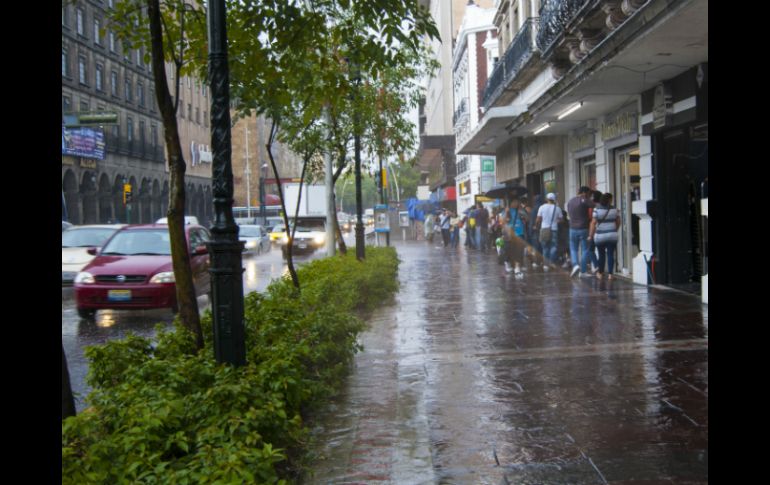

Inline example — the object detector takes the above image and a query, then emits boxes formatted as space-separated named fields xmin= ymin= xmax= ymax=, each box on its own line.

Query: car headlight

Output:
xmin=314 ymin=235 xmax=325 ymax=244
xmin=282 ymin=235 xmax=290 ymax=244
xmin=74 ymin=272 xmax=95 ymax=284
xmin=150 ymin=272 xmax=176 ymax=284
xmin=245 ymin=240 xmax=257 ymax=248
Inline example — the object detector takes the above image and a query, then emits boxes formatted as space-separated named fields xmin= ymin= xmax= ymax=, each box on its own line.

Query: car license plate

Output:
xmin=298 ymin=243 xmax=307 ymax=249
xmin=108 ymin=289 xmax=132 ymax=302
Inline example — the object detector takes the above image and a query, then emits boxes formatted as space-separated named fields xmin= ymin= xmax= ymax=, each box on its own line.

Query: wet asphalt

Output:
xmin=303 ymin=240 xmax=708 ymax=484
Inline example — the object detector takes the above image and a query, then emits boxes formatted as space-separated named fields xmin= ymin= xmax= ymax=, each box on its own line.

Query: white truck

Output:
xmin=279 ymin=183 xmax=328 ymax=259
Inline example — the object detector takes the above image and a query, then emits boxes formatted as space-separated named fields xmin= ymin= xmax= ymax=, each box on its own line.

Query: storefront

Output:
xmin=521 ymin=136 xmax=566 ymax=204
xmin=639 ymin=64 xmax=708 ymax=295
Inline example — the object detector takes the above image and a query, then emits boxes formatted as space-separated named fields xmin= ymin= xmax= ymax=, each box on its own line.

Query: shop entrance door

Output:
xmin=613 ymin=146 xmax=640 ymax=276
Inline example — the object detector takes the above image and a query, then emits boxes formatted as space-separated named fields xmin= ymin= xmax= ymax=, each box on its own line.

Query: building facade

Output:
xmin=452 ymin=3 xmax=498 ymax=215
xmin=456 ymin=0 xmax=707 ymax=299
xmin=62 ymin=1 xmax=212 ymax=226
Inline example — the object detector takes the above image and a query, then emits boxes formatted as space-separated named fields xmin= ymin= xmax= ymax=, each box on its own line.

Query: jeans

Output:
xmin=450 ymin=227 xmax=460 ymax=248
xmin=541 ymin=231 xmax=558 ymax=265
xmin=588 ymin=239 xmax=599 ymax=268
xmin=596 ymin=241 xmax=617 ymax=275
xmin=441 ymin=229 xmax=450 ymax=247
xmin=569 ymin=228 xmax=591 ymax=273
xmin=466 ymin=227 xmax=476 ymax=248
xmin=476 ymin=227 xmax=487 ymax=251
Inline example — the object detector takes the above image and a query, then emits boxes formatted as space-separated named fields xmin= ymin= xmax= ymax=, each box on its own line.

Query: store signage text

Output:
xmin=601 ymin=112 xmax=637 ymax=141
xmin=653 ymin=83 xmax=673 ymax=130
xmin=481 ymin=158 xmax=495 ymax=173
xmin=79 ymin=158 xmax=97 ymax=169
xmin=569 ymin=131 xmax=595 ymax=152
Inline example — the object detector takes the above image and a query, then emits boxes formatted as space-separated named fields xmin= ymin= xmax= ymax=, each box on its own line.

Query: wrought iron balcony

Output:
xmin=481 ymin=18 xmax=539 ymax=109
xmin=453 ymin=98 xmax=469 ymax=127
xmin=536 ymin=0 xmax=591 ymax=56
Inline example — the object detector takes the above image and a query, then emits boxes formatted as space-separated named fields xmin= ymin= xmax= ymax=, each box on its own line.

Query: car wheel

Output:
xmin=77 ymin=308 xmax=96 ymax=319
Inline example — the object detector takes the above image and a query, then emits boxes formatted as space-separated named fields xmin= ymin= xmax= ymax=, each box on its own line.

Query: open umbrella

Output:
xmin=483 ymin=184 xmax=528 ymax=200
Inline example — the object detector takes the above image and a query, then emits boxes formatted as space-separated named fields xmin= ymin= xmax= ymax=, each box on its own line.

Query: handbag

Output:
xmin=538 ymin=205 xmax=557 ymax=244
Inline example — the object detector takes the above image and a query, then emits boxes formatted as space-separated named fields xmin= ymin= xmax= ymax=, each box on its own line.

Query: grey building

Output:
xmin=62 ymin=0 xmax=212 ymax=225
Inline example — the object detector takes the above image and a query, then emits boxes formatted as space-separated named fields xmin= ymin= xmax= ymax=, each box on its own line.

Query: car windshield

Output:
xmin=295 ymin=219 xmax=325 ymax=231
xmin=100 ymin=230 xmax=172 ymax=256
xmin=62 ymin=228 xmax=118 ymax=248
xmin=272 ymin=225 xmax=287 ymax=233
xmin=239 ymin=226 xmax=263 ymax=237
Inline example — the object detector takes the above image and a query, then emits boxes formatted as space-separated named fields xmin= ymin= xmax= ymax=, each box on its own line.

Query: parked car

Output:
xmin=155 ymin=216 xmax=200 ymax=225
xmin=74 ymin=224 xmax=211 ymax=319
xmin=62 ymin=224 xmax=125 ymax=285
xmin=62 ymin=221 xmax=74 ymax=232
xmin=279 ymin=217 xmax=326 ymax=259
xmin=238 ymin=224 xmax=271 ymax=255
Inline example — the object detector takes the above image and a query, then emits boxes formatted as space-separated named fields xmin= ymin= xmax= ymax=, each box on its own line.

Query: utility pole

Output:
xmin=352 ymin=60 xmax=365 ymax=260
xmin=206 ymin=0 xmax=246 ymax=366
xmin=244 ymin=124 xmax=252 ymax=220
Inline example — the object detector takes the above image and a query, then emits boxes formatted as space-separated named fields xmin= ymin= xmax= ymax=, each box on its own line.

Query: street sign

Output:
xmin=398 ymin=211 xmax=410 ymax=228
xmin=63 ymin=111 xmax=119 ymax=127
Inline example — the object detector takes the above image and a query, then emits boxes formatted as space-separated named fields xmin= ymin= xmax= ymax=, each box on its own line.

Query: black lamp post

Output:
xmin=206 ymin=0 xmax=246 ymax=366
xmin=351 ymin=59 xmax=365 ymax=260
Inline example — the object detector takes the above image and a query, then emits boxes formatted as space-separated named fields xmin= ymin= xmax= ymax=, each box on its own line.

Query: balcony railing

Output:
xmin=453 ymin=98 xmax=468 ymax=127
xmin=105 ymin=134 xmax=165 ymax=162
xmin=481 ymin=18 xmax=539 ymax=108
xmin=536 ymin=0 xmax=591 ymax=55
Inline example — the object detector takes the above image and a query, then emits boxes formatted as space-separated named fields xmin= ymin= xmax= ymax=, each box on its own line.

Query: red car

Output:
xmin=74 ymin=224 xmax=212 ymax=319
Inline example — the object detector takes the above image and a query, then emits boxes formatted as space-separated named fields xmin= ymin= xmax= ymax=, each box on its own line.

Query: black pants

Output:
xmin=441 ymin=229 xmax=450 ymax=247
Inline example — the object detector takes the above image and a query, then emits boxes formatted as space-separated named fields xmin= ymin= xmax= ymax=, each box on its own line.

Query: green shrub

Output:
xmin=62 ymin=247 xmax=399 ymax=484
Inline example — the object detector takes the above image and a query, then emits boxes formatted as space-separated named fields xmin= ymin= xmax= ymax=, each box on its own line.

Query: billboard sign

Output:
xmin=62 ymin=126 xmax=105 ymax=160
xmin=374 ymin=204 xmax=390 ymax=233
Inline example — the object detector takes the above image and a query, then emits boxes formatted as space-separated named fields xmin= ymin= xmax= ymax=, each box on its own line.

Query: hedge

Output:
xmin=62 ymin=246 xmax=399 ymax=484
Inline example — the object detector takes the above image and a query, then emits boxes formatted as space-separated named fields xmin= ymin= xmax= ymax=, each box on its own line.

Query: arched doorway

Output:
xmin=80 ymin=171 xmax=98 ymax=224
xmin=152 ymin=180 xmax=161 ymax=221
xmin=161 ymin=181 xmax=169 ymax=218
xmin=98 ymin=174 xmax=113 ymax=223
xmin=113 ymin=175 xmax=126 ymax=223
xmin=140 ymin=178 xmax=152 ymax=223
xmin=63 ymin=170 xmax=80 ymax=224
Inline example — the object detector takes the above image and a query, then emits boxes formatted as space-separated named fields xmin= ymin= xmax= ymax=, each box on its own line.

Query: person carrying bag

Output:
xmin=535 ymin=193 xmax=563 ymax=269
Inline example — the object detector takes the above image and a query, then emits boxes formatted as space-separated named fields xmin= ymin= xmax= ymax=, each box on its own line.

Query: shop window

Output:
xmin=579 ymin=158 xmax=597 ymax=190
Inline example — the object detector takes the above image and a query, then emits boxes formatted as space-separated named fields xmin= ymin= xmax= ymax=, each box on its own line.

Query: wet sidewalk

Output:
xmin=303 ymin=241 xmax=708 ymax=484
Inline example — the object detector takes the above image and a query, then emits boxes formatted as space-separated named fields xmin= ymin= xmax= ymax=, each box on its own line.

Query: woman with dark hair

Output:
xmin=589 ymin=192 xmax=621 ymax=280
xmin=587 ymin=190 xmax=603 ymax=274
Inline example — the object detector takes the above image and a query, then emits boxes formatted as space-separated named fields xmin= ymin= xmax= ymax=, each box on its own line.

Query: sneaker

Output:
xmin=543 ymin=265 xmax=550 ymax=272
xmin=515 ymin=269 xmax=524 ymax=279
xmin=591 ymin=264 xmax=599 ymax=275
xmin=570 ymin=265 xmax=580 ymax=277
xmin=505 ymin=262 xmax=514 ymax=273
xmin=579 ymin=272 xmax=593 ymax=278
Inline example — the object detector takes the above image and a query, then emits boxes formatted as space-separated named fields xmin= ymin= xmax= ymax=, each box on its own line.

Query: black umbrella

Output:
xmin=483 ymin=184 xmax=528 ymax=200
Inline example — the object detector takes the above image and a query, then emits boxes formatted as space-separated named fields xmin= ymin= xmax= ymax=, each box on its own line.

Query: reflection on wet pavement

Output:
xmin=304 ymin=241 xmax=707 ymax=484
xmin=62 ymin=241 xmax=341 ymax=412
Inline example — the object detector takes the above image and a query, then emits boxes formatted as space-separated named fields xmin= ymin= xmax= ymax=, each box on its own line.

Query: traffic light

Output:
xmin=123 ymin=183 xmax=132 ymax=205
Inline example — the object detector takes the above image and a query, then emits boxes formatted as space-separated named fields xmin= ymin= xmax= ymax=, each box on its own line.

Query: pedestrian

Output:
xmin=534 ymin=193 xmax=563 ymax=271
xmin=440 ymin=209 xmax=451 ymax=247
xmin=424 ymin=212 xmax=435 ymax=243
xmin=475 ymin=202 xmax=489 ymax=252
xmin=489 ymin=207 xmax=503 ymax=252
xmin=503 ymin=197 xmax=528 ymax=278
xmin=589 ymin=192 xmax=621 ymax=280
xmin=466 ymin=206 xmax=477 ymax=249
xmin=529 ymin=194 xmax=546 ymax=269
xmin=566 ymin=186 xmax=596 ymax=278
xmin=586 ymin=190 xmax=603 ymax=274
xmin=450 ymin=211 xmax=461 ymax=248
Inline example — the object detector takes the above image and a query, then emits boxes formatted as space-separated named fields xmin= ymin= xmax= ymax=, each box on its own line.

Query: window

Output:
xmin=136 ymin=49 xmax=143 ymax=67
xmin=111 ymin=71 xmax=118 ymax=96
xmin=80 ymin=101 xmax=89 ymax=112
xmin=139 ymin=121 xmax=145 ymax=145
xmin=62 ymin=48 xmax=69 ymax=77
xmin=109 ymin=32 xmax=116 ymax=52
xmin=78 ymin=56 xmax=87 ymax=84
xmin=76 ymin=8 xmax=85 ymax=36
xmin=188 ymin=103 xmax=192 ymax=120
xmin=94 ymin=19 xmax=102 ymax=45
xmin=151 ymin=125 xmax=158 ymax=147
xmin=195 ymin=107 xmax=200 ymax=124
xmin=95 ymin=64 xmax=104 ymax=91
xmin=62 ymin=96 xmax=72 ymax=113
xmin=138 ymin=83 xmax=144 ymax=107
xmin=125 ymin=78 xmax=132 ymax=102
xmin=543 ymin=169 xmax=557 ymax=196
xmin=579 ymin=158 xmax=597 ymax=190
xmin=127 ymin=117 xmax=134 ymax=142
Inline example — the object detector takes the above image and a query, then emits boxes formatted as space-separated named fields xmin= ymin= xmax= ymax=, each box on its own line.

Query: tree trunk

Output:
xmin=147 ymin=0 xmax=203 ymax=349
xmin=62 ymin=344 xmax=76 ymax=419
xmin=333 ymin=193 xmax=347 ymax=254
xmin=266 ymin=121 xmax=300 ymax=290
